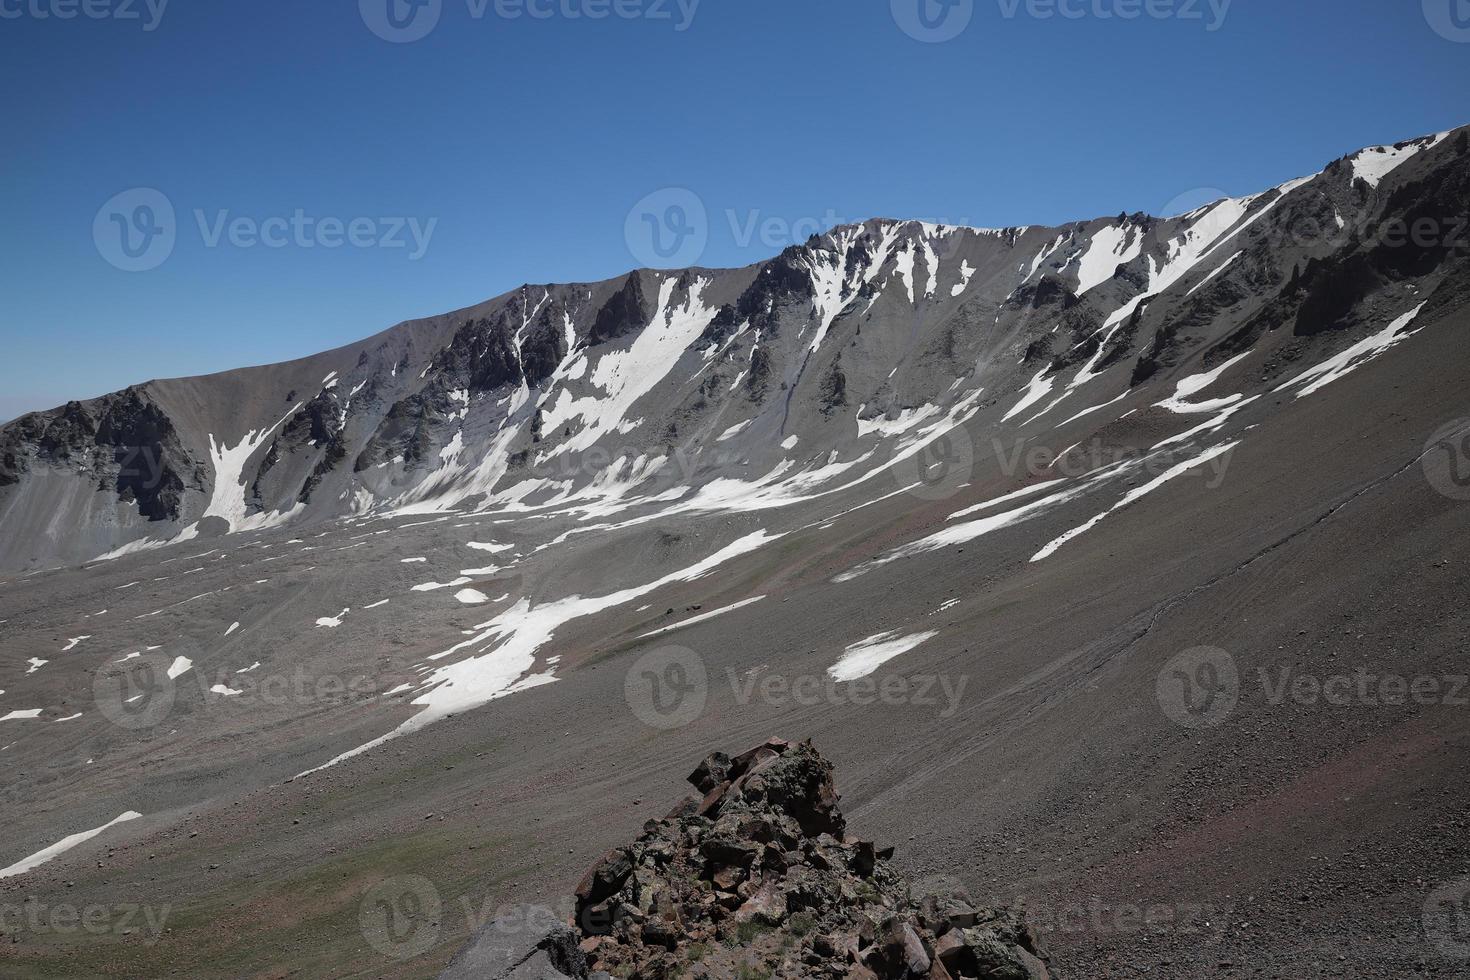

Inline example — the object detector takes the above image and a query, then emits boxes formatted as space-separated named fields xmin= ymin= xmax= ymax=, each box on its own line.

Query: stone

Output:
xmin=733 ymin=881 xmax=786 ymax=926
xmin=687 ymin=751 xmax=732 ymax=793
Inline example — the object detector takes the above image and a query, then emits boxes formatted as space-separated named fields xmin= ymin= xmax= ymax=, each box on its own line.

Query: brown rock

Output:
xmin=711 ymin=864 xmax=745 ymax=892
xmin=730 ymin=737 xmax=790 ymax=773
xmin=1016 ymin=946 xmax=1051 ymax=980
xmin=688 ymin=751 xmax=732 ymax=793
xmin=933 ymin=930 xmax=968 ymax=972
xmin=575 ymin=847 xmax=633 ymax=905
xmin=866 ymin=918 xmax=930 ymax=977
xmin=734 ymin=881 xmax=786 ymax=926
xmin=696 ymin=780 xmax=731 ymax=818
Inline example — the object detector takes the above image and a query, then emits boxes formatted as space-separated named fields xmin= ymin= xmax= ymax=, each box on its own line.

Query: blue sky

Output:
xmin=1 ymin=0 xmax=1466 ymax=421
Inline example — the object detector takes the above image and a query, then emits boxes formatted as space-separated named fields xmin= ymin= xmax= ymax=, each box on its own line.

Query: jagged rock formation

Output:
xmin=446 ymin=740 xmax=1050 ymax=980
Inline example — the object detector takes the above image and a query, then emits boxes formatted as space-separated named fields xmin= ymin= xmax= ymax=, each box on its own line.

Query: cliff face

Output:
xmin=441 ymin=739 xmax=1052 ymax=980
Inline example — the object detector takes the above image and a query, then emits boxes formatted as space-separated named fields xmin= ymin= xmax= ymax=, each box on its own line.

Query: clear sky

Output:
xmin=1 ymin=0 xmax=1465 ymax=421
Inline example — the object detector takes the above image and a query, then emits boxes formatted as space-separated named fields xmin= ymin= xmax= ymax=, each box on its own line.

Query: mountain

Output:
xmin=4 ymin=126 xmax=1466 ymax=574
xmin=2 ymin=126 xmax=1469 ymax=979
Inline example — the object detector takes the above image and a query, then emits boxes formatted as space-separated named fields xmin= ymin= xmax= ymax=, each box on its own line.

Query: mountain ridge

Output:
xmin=1 ymin=123 xmax=1465 ymax=573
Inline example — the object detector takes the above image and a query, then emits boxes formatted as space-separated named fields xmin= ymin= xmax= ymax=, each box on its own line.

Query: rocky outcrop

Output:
xmin=444 ymin=739 xmax=1051 ymax=980
xmin=589 ymin=272 xmax=652 ymax=346
xmin=0 ymin=388 xmax=199 ymax=520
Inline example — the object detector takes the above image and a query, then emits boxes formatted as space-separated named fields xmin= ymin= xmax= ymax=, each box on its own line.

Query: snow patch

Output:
xmin=0 ymin=812 xmax=143 ymax=879
xmin=636 ymin=596 xmax=767 ymax=639
xmin=828 ymin=630 xmax=939 ymax=682
xmin=1274 ymin=304 xmax=1427 ymax=398
xmin=315 ymin=608 xmax=349 ymax=628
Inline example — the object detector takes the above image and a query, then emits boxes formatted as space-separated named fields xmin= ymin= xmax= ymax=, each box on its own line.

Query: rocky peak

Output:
xmin=589 ymin=272 xmax=652 ymax=346
xmin=442 ymin=739 xmax=1051 ymax=980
